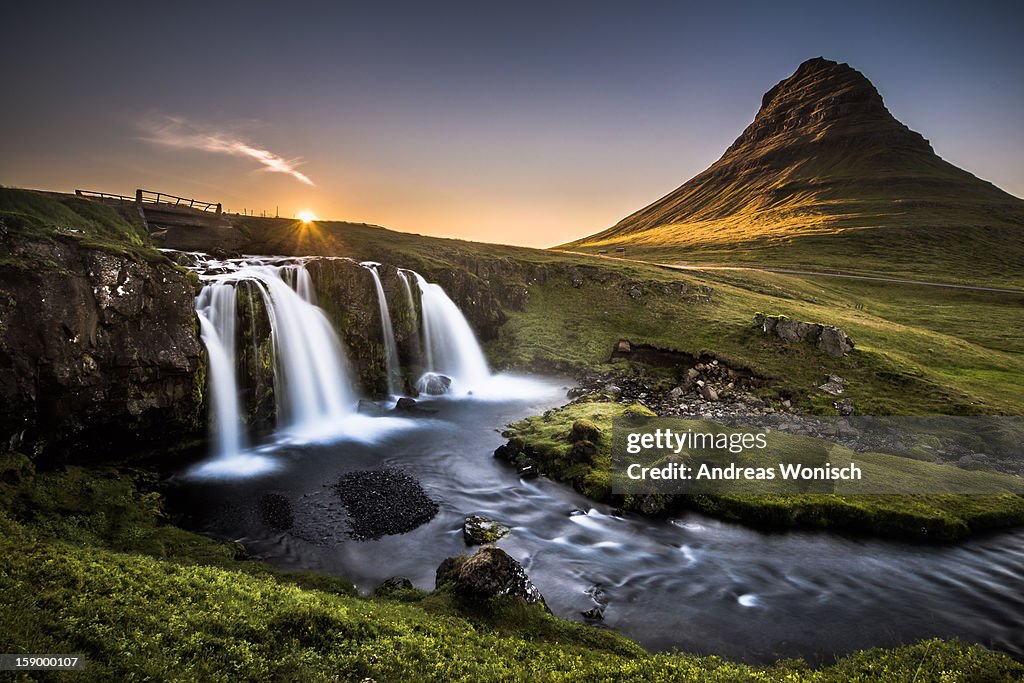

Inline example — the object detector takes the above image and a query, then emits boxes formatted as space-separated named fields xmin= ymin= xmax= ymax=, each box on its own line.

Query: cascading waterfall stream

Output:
xmin=412 ymin=272 xmax=491 ymax=393
xmin=397 ymin=270 xmax=417 ymax=324
xmin=182 ymin=250 xmax=550 ymax=477
xmin=236 ymin=264 xmax=356 ymax=435
xmin=361 ymin=262 xmax=402 ymax=396
xmin=195 ymin=283 xmax=244 ymax=458
xmin=192 ymin=259 xmax=360 ymax=475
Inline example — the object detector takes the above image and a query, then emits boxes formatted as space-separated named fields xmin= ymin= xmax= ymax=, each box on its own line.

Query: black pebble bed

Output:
xmin=334 ymin=468 xmax=439 ymax=540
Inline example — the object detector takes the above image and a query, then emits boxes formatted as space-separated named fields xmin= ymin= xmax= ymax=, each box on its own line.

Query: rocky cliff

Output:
xmin=0 ymin=234 xmax=204 ymax=460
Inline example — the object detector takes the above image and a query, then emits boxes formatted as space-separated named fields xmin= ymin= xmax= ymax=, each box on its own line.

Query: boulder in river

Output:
xmin=463 ymin=515 xmax=510 ymax=545
xmin=435 ymin=546 xmax=546 ymax=607
xmin=394 ymin=397 xmax=417 ymax=411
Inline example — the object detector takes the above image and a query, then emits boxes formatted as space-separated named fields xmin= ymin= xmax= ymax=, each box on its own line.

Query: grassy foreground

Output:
xmin=1 ymin=458 xmax=1021 ymax=682
xmin=500 ymin=401 xmax=1024 ymax=541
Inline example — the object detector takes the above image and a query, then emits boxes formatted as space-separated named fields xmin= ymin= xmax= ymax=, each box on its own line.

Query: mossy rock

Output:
xmin=623 ymin=403 xmax=657 ymax=418
xmin=570 ymin=418 xmax=601 ymax=442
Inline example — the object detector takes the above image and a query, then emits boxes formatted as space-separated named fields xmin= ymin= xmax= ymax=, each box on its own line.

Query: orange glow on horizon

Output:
xmin=298 ymin=210 xmax=317 ymax=223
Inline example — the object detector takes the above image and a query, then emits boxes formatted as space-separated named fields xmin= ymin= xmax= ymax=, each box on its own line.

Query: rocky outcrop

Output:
xmin=462 ymin=515 xmax=510 ymax=545
xmin=755 ymin=314 xmax=854 ymax=357
xmin=435 ymin=546 xmax=546 ymax=607
xmin=0 ymin=235 xmax=203 ymax=460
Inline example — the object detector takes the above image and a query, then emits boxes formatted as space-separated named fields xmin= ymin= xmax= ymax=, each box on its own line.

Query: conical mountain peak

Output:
xmin=561 ymin=58 xmax=1024 ymax=280
xmin=725 ymin=57 xmax=932 ymax=157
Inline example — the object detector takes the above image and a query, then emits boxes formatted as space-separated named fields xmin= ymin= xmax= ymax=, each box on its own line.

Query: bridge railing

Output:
xmin=75 ymin=189 xmax=135 ymax=202
xmin=136 ymin=189 xmax=221 ymax=214
xmin=76 ymin=188 xmax=223 ymax=217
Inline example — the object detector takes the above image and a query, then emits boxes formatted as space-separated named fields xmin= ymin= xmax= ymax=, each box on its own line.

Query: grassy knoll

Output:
xmin=0 ymin=187 xmax=157 ymax=260
xmin=499 ymin=401 xmax=1024 ymax=541
xmin=1 ymin=456 xmax=1020 ymax=681
xmin=487 ymin=264 xmax=1024 ymax=416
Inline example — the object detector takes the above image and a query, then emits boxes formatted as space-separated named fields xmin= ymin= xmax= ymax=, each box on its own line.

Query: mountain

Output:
xmin=561 ymin=57 xmax=1024 ymax=287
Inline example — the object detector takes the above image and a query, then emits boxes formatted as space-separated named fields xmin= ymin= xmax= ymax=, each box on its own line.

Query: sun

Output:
xmin=298 ymin=210 xmax=317 ymax=223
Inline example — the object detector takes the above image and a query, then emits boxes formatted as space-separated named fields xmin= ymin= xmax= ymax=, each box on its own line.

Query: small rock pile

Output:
xmin=333 ymin=468 xmax=439 ymax=540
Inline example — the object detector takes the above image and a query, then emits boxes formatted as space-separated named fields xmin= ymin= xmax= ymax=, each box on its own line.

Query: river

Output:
xmin=168 ymin=376 xmax=1024 ymax=664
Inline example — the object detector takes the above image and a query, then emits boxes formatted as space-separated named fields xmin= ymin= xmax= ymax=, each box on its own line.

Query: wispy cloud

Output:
xmin=139 ymin=116 xmax=314 ymax=185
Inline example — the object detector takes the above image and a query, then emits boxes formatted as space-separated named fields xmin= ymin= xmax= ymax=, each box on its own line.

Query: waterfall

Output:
xmin=411 ymin=272 xmax=490 ymax=393
xmin=195 ymin=283 xmax=244 ymax=457
xmin=243 ymin=264 xmax=356 ymax=434
xmin=195 ymin=260 xmax=358 ymax=454
xmin=361 ymin=262 xmax=401 ymax=396
xmin=397 ymin=270 xmax=417 ymax=325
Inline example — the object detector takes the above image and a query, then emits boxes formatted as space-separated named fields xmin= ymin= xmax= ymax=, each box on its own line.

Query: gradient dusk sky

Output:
xmin=1 ymin=1 xmax=1021 ymax=247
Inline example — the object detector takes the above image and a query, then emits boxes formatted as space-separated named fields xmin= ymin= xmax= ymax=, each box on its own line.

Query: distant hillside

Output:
xmin=561 ymin=58 xmax=1024 ymax=287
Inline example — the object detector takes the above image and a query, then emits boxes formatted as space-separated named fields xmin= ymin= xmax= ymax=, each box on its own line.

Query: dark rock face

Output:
xmin=0 ymin=236 xmax=202 ymax=459
xmin=435 ymin=546 xmax=546 ymax=607
xmin=731 ymin=57 xmax=932 ymax=156
xmin=306 ymin=259 xmax=419 ymax=398
xmin=333 ymin=468 xmax=439 ymax=540
xmin=755 ymin=314 xmax=854 ymax=357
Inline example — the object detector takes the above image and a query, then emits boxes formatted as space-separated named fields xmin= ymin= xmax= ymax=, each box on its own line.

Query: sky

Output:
xmin=1 ymin=0 xmax=1022 ymax=247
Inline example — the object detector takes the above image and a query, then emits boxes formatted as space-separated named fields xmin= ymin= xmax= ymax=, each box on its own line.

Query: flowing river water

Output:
xmin=168 ymin=380 xmax=1024 ymax=664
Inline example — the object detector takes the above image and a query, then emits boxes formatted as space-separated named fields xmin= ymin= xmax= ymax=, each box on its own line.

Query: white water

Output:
xmin=189 ymin=259 xmax=381 ymax=478
xmin=195 ymin=284 xmax=243 ymax=457
xmin=361 ymin=262 xmax=402 ymax=397
xmin=186 ymin=254 xmax=554 ymax=477
xmin=397 ymin=270 xmax=417 ymax=323
xmin=412 ymin=272 xmax=491 ymax=394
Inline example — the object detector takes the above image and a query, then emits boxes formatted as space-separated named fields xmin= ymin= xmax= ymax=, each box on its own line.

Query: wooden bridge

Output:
xmin=76 ymin=188 xmax=222 ymax=215
xmin=75 ymin=188 xmax=244 ymax=251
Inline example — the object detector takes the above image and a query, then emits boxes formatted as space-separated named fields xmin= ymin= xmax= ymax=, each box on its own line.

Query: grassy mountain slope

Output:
xmin=560 ymin=58 xmax=1024 ymax=287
